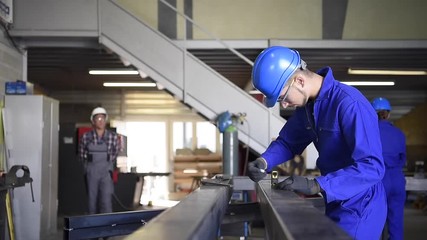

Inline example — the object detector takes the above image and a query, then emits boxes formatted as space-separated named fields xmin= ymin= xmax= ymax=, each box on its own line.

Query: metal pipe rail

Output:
xmin=256 ymin=180 xmax=351 ymax=240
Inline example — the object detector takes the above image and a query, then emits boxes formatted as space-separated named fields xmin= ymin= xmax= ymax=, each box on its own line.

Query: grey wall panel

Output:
xmin=0 ymin=39 xmax=24 ymax=95
xmin=12 ymin=0 xmax=98 ymax=36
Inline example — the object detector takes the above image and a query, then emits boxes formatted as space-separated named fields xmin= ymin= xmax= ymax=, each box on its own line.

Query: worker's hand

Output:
xmin=275 ymin=175 xmax=321 ymax=195
xmin=247 ymin=157 xmax=267 ymax=182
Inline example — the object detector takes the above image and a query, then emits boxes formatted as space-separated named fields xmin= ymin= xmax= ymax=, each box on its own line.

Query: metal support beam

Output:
xmin=256 ymin=179 xmax=351 ymax=239
xmin=63 ymin=209 xmax=164 ymax=239
xmin=125 ymin=177 xmax=233 ymax=240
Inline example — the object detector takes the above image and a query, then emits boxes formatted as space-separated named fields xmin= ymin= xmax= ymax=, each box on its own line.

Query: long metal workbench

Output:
xmin=64 ymin=175 xmax=352 ymax=239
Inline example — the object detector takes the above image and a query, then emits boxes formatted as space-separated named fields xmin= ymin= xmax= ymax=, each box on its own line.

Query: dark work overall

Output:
xmin=86 ymin=139 xmax=113 ymax=214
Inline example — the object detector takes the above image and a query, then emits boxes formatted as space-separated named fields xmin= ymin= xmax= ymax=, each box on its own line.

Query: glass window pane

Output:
xmin=126 ymin=122 xmax=168 ymax=205
xmin=172 ymin=122 xmax=193 ymax=153
xmin=196 ymin=122 xmax=217 ymax=152
xmin=173 ymin=122 xmax=184 ymax=150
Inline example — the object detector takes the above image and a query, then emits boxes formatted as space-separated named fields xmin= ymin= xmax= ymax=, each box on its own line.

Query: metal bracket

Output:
xmin=0 ymin=165 xmax=34 ymax=202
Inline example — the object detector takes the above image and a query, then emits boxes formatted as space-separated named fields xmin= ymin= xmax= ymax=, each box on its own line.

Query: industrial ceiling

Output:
xmin=25 ymin=43 xmax=427 ymax=121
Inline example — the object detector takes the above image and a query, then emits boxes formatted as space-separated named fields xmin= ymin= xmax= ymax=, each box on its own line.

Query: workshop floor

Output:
xmin=47 ymin=193 xmax=427 ymax=240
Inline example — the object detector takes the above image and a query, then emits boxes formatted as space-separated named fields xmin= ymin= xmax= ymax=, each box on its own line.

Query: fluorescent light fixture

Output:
xmin=348 ymin=68 xmax=427 ymax=76
xmin=341 ymin=81 xmax=395 ymax=86
xmin=89 ymin=69 xmax=139 ymax=75
xmin=103 ymin=82 xmax=157 ymax=87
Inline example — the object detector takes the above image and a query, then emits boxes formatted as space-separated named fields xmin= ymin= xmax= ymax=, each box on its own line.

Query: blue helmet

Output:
xmin=371 ymin=97 xmax=391 ymax=111
xmin=252 ymin=46 xmax=303 ymax=108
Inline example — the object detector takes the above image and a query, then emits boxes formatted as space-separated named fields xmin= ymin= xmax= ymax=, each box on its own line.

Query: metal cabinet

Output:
xmin=4 ymin=95 xmax=59 ymax=240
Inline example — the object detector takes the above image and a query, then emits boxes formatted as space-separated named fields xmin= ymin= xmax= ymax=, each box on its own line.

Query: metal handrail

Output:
xmin=159 ymin=0 xmax=254 ymax=67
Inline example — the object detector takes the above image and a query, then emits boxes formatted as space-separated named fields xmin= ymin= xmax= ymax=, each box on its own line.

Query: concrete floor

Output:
xmin=47 ymin=193 xmax=427 ymax=240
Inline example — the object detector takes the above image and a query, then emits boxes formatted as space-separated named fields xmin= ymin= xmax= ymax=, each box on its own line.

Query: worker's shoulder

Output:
xmin=105 ymin=129 xmax=119 ymax=137
xmin=81 ymin=129 xmax=94 ymax=138
xmin=387 ymin=122 xmax=406 ymax=136
xmin=334 ymin=84 xmax=371 ymax=109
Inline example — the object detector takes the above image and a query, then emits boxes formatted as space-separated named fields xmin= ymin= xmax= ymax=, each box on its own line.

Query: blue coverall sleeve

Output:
xmin=261 ymin=111 xmax=312 ymax=172
xmin=316 ymin=101 xmax=385 ymax=202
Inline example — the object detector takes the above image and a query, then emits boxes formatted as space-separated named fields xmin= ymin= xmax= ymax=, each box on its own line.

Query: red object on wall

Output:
xmin=77 ymin=127 xmax=92 ymax=142
xmin=112 ymin=169 xmax=119 ymax=183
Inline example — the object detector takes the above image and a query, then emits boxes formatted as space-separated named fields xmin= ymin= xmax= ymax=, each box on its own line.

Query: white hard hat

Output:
xmin=90 ymin=107 xmax=108 ymax=121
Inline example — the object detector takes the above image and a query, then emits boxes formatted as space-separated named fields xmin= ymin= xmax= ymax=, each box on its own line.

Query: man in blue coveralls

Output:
xmin=372 ymin=97 xmax=407 ymax=240
xmin=247 ymin=46 xmax=387 ymax=239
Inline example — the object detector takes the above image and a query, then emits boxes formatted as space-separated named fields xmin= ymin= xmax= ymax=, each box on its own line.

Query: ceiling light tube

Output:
xmin=103 ymin=82 xmax=157 ymax=87
xmin=341 ymin=81 xmax=395 ymax=86
xmin=348 ymin=68 xmax=427 ymax=76
xmin=89 ymin=70 xmax=139 ymax=75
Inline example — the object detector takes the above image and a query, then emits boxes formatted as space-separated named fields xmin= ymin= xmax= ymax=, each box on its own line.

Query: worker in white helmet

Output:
xmin=78 ymin=107 xmax=120 ymax=214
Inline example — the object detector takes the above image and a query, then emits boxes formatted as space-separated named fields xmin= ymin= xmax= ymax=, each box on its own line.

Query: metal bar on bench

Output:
xmin=125 ymin=178 xmax=233 ymax=240
xmin=256 ymin=180 xmax=351 ymax=240
xmin=63 ymin=209 xmax=164 ymax=239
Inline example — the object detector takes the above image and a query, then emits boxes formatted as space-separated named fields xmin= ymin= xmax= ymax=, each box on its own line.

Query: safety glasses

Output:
xmin=94 ymin=116 xmax=106 ymax=122
xmin=277 ymin=78 xmax=295 ymax=105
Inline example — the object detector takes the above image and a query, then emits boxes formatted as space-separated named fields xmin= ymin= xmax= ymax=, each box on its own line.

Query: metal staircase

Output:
xmin=97 ymin=1 xmax=285 ymax=153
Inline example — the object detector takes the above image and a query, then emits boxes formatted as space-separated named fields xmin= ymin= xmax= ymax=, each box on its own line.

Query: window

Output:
xmin=126 ymin=122 xmax=168 ymax=204
xmin=172 ymin=122 xmax=193 ymax=151
xmin=196 ymin=122 xmax=217 ymax=152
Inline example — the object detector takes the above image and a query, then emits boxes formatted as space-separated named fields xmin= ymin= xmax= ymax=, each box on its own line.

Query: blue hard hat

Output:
xmin=252 ymin=46 xmax=302 ymax=108
xmin=371 ymin=97 xmax=391 ymax=111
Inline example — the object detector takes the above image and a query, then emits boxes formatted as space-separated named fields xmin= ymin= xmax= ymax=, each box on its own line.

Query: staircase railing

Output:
xmin=99 ymin=0 xmax=285 ymax=154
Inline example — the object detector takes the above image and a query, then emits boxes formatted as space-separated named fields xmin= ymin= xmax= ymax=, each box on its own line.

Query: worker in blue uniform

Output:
xmin=247 ymin=46 xmax=387 ymax=239
xmin=79 ymin=107 xmax=120 ymax=214
xmin=372 ymin=97 xmax=407 ymax=240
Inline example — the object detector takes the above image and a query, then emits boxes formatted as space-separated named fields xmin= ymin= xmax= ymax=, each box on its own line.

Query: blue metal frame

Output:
xmin=63 ymin=209 xmax=164 ymax=239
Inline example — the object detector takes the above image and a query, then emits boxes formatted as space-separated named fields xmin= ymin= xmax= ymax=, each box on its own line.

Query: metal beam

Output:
xmin=125 ymin=177 xmax=233 ymax=240
xmin=256 ymin=180 xmax=351 ymax=240
xmin=63 ymin=209 xmax=164 ymax=239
